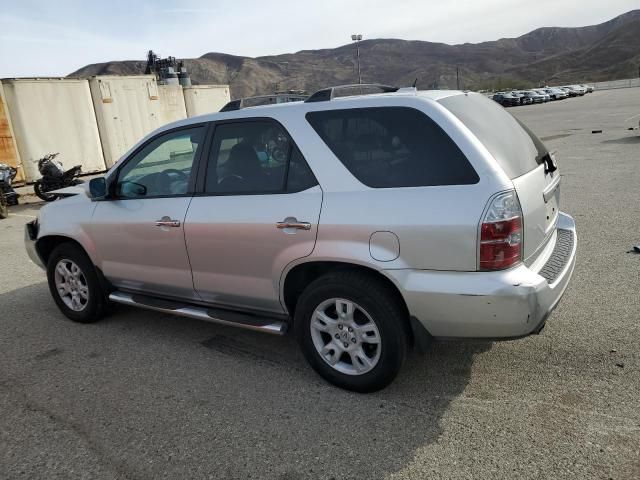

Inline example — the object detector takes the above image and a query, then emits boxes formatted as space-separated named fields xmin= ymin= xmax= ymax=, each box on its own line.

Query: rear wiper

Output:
xmin=539 ymin=151 xmax=558 ymax=174
xmin=512 ymin=117 xmax=558 ymax=174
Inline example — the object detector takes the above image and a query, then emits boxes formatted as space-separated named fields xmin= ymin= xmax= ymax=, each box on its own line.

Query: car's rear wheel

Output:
xmin=294 ymin=271 xmax=407 ymax=392
xmin=47 ymin=243 xmax=107 ymax=323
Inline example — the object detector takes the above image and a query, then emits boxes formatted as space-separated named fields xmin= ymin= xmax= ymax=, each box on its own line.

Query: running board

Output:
xmin=108 ymin=291 xmax=288 ymax=335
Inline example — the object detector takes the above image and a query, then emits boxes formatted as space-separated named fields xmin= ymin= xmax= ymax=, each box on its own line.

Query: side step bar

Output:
xmin=108 ymin=291 xmax=288 ymax=335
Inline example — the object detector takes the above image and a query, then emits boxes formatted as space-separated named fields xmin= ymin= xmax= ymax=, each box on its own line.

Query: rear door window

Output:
xmin=306 ymin=107 xmax=478 ymax=188
xmin=439 ymin=93 xmax=544 ymax=178
xmin=205 ymin=120 xmax=317 ymax=194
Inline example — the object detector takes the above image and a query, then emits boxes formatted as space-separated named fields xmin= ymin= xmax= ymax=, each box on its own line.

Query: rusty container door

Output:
xmin=0 ymin=82 xmax=24 ymax=184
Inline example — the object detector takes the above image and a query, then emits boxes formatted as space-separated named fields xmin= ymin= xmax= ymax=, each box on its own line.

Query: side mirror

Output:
xmin=89 ymin=177 xmax=107 ymax=200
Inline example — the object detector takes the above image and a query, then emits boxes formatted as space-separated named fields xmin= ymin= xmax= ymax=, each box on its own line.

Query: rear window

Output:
xmin=439 ymin=93 xmax=544 ymax=178
xmin=306 ymin=107 xmax=478 ymax=188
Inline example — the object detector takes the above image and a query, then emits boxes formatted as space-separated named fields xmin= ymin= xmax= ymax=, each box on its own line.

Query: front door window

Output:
xmin=117 ymin=126 xmax=205 ymax=198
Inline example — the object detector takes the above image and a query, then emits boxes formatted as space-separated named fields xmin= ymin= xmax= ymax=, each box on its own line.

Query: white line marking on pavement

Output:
xmin=9 ymin=214 xmax=36 ymax=218
xmin=625 ymin=113 xmax=640 ymax=121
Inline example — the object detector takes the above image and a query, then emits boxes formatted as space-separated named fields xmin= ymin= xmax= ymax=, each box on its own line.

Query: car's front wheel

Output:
xmin=295 ymin=271 xmax=407 ymax=392
xmin=46 ymin=243 xmax=107 ymax=323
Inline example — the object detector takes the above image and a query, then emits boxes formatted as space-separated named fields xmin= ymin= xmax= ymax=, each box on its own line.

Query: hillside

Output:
xmin=70 ymin=10 xmax=640 ymax=97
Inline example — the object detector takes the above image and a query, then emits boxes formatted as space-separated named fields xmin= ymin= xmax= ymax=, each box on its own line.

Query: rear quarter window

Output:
xmin=305 ymin=107 xmax=479 ymax=188
xmin=438 ymin=93 xmax=543 ymax=178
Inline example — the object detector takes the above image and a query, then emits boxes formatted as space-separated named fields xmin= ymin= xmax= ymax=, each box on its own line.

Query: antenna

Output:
xmin=412 ymin=78 xmax=418 ymax=88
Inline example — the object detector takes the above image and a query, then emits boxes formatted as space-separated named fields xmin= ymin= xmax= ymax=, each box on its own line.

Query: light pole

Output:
xmin=351 ymin=34 xmax=362 ymax=84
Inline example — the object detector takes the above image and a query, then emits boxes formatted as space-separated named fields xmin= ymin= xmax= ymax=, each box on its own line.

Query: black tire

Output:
xmin=46 ymin=243 xmax=107 ymax=323
xmin=294 ymin=270 xmax=407 ymax=393
xmin=34 ymin=181 xmax=58 ymax=202
xmin=0 ymin=197 xmax=8 ymax=219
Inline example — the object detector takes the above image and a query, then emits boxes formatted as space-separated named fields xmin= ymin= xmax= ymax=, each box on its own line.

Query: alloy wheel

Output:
xmin=54 ymin=259 xmax=90 ymax=312
xmin=310 ymin=298 xmax=382 ymax=375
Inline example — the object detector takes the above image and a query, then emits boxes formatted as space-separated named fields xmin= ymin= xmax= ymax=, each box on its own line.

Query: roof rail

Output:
xmin=220 ymin=99 xmax=243 ymax=112
xmin=304 ymin=84 xmax=399 ymax=103
xmin=219 ymin=93 xmax=309 ymax=112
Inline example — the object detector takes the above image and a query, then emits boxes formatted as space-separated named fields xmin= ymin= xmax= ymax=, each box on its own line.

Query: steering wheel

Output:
xmin=162 ymin=168 xmax=188 ymax=180
xmin=153 ymin=168 xmax=189 ymax=195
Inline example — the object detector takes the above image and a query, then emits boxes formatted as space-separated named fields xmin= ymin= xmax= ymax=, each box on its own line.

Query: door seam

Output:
xmin=182 ymin=195 xmax=204 ymax=301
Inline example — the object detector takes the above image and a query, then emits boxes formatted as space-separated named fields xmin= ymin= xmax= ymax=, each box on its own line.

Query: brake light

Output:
xmin=479 ymin=190 xmax=523 ymax=271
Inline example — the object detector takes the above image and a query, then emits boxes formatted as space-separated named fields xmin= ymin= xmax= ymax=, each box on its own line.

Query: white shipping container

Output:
xmin=1 ymin=78 xmax=106 ymax=182
xmin=89 ymin=75 xmax=162 ymax=167
xmin=0 ymin=81 xmax=24 ymax=184
xmin=183 ymin=85 xmax=230 ymax=117
xmin=158 ymin=84 xmax=187 ymax=125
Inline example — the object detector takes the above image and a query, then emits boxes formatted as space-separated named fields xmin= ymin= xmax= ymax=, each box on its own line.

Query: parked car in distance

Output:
xmin=559 ymin=86 xmax=579 ymax=97
xmin=25 ymin=85 xmax=577 ymax=392
xmin=510 ymin=91 xmax=531 ymax=105
xmin=544 ymin=87 xmax=568 ymax=100
xmin=582 ymin=84 xmax=594 ymax=93
xmin=532 ymin=89 xmax=551 ymax=102
xmin=492 ymin=92 xmax=520 ymax=107
xmin=567 ymin=85 xmax=586 ymax=96
xmin=518 ymin=90 xmax=545 ymax=104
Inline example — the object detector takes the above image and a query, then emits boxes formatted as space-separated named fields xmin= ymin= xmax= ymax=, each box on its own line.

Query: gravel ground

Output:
xmin=1 ymin=88 xmax=639 ymax=480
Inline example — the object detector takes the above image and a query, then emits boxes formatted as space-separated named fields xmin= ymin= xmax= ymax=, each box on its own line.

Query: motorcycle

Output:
xmin=0 ymin=163 xmax=19 ymax=219
xmin=33 ymin=153 xmax=84 ymax=202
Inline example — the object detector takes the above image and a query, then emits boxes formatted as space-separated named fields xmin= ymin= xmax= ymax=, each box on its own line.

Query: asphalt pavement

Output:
xmin=1 ymin=88 xmax=639 ymax=479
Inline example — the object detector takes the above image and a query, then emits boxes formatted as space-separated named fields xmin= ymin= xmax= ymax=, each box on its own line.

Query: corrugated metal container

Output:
xmin=89 ymin=75 xmax=162 ymax=167
xmin=183 ymin=85 xmax=231 ymax=117
xmin=0 ymin=81 xmax=25 ymax=184
xmin=158 ymin=84 xmax=187 ymax=125
xmin=2 ymin=78 xmax=106 ymax=182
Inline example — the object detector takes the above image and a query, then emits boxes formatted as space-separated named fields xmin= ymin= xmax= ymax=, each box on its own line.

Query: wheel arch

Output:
xmin=37 ymin=234 xmax=113 ymax=294
xmin=281 ymin=260 xmax=417 ymax=345
xmin=36 ymin=235 xmax=95 ymax=268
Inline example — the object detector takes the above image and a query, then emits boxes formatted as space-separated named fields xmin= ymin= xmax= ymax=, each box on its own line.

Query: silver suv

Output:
xmin=25 ymin=85 xmax=577 ymax=392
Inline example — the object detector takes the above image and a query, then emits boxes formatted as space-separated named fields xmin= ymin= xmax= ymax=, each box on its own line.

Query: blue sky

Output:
xmin=0 ymin=0 xmax=637 ymax=77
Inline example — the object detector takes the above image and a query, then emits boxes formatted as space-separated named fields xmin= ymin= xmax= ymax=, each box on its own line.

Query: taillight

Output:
xmin=479 ymin=190 xmax=523 ymax=271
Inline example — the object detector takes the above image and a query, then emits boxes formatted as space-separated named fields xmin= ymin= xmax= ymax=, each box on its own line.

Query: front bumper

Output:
xmin=25 ymin=220 xmax=45 ymax=270
xmin=387 ymin=212 xmax=577 ymax=339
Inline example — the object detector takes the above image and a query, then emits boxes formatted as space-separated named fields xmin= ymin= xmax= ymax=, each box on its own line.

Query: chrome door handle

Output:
xmin=276 ymin=220 xmax=311 ymax=230
xmin=155 ymin=218 xmax=181 ymax=227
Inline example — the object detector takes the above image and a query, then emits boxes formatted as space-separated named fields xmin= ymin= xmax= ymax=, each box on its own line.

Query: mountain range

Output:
xmin=70 ymin=10 xmax=640 ymax=98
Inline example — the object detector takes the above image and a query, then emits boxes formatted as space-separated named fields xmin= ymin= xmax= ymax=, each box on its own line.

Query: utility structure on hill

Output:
xmin=351 ymin=34 xmax=363 ymax=84
xmin=145 ymin=50 xmax=191 ymax=86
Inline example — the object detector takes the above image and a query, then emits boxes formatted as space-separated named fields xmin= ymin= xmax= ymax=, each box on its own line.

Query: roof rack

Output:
xmin=220 ymin=99 xmax=243 ymax=112
xmin=304 ymin=84 xmax=400 ymax=103
xmin=219 ymin=92 xmax=309 ymax=112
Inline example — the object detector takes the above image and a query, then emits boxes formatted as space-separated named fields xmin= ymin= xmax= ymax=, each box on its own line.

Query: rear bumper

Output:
xmin=24 ymin=221 xmax=45 ymax=270
xmin=387 ymin=212 xmax=577 ymax=339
